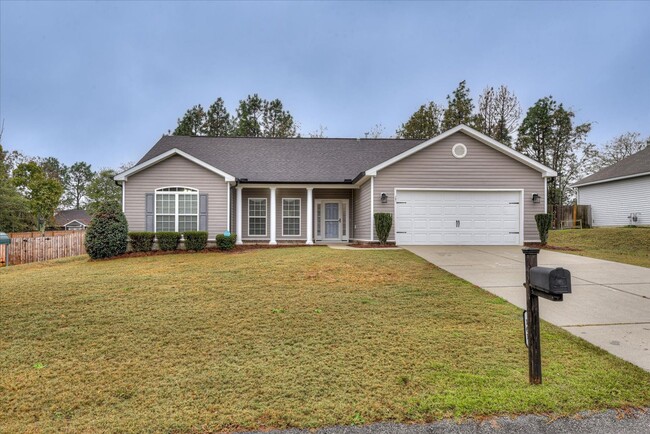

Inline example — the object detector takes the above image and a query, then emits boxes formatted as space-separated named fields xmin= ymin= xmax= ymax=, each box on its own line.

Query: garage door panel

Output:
xmin=395 ymin=190 xmax=521 ymax=246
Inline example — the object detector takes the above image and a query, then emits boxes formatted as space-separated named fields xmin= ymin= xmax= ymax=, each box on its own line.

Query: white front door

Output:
xmin=395 ymin=190 xmax=522 ymax=245
xmin=324 ymin=202 xmax=341 ymax=240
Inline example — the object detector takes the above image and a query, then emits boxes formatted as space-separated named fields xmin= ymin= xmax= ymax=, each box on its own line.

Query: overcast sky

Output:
xmin=1 ymin=1 xmax=649 ymax=170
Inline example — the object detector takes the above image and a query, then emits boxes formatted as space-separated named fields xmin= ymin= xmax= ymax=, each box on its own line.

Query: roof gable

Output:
xmin=574 ymin=146 xmax=650 ymax=187
xmin=365 ymin=125 xmax=557 ymax=177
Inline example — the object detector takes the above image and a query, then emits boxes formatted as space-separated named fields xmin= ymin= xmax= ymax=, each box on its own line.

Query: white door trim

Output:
xmin=314 ymin=199 xmax=350 ymax=242
xmin=394 ymin=188 xmax=524 ymax=246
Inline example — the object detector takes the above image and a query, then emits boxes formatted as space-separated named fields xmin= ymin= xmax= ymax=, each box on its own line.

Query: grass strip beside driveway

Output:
xmin=548 ymin=227 xmax=650 ymax=268
xmin=1 ymin=247 xmax=649 ymax=432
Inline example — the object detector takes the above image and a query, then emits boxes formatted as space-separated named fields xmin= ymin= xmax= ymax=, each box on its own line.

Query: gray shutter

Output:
xmin=145 ymin=193 xmax=154 ymax=232
xmin=199 ymin=194 xmax=208 ymax=231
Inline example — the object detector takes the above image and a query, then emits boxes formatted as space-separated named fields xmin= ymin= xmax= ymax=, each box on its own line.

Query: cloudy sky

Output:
xmin=1 ymin=1 xmax=649 ymax=169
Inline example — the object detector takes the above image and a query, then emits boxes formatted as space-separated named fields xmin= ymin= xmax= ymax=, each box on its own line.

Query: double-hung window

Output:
xmin=155 ymin=187 xmax=198 ymax=232
xmin=282 ymin=198 xmax=301 ymax=236
xmin=248 ymin=198 xmax=267 ymax=236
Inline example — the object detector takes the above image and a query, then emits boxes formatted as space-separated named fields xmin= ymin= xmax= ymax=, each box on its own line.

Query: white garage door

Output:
xmin=395 ymin=190 xmax=521 ymax=245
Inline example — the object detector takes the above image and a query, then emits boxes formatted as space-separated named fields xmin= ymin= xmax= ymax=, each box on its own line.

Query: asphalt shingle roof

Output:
xmin=138 ymin=136 xmax=423 ymax=183
xmin=54 ymin=209 xmax=91 ymax=226
xmin=575 ymin=146 xmax=650 ymax=187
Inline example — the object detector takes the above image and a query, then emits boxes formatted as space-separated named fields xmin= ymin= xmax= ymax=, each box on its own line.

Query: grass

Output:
xmin=548 ymin=227 xmax=650 ymax=267
xmin=1 ymin=247 xmax=649 ymax=433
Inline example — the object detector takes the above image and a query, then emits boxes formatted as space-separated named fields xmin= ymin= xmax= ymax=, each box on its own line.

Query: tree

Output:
xmin=38 ymin=156 xmax=67 ymax=184
xmin=204 ymin=97 xmax=233 ymax=137
xmin=85 ymin=201 xmax=128 ymax=259
xmin=86 ymin=169 xmax=122 ymax=215
xmin=64 ymin=161 xmax=93 ymax=209
xmin=0 ymin=144 xmax=32 ymax=232
xmin=442 ymin=80 xmax=476 ymax=130
xmin=232 ymin=94 xmax=265 ymax=137
xmin=365 ymin=123 xmax=385 ymax=139
xmin=396 ymin=101 xmax=443 ymax=139
xmin=261 ymin=98 xmax=297 ymax=138
xmin=308 ymin=125 xmax=328 ymax=138
xmin=516 ymin=96 xmax=594 ymax=224
xmin=597 ymin=132 xmax=649 ymax=167
xmin=477 ymin=85 xmax=521 ymax=146
xmin=173 ymin=105 xmax=207 ymax=136
xmin=12 ymin=161 xmax=64 ymax=231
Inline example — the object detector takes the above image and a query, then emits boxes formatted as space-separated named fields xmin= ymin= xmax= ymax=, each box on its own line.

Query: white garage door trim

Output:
xmin=394 ymin=188 xmax=524 ymax=246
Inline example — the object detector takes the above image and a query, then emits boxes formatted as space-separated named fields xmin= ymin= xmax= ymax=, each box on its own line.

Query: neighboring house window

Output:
xmin=248 ymin=198 xmax=267 ymax=236
xmin=155 ymin=187 xmax=199 ymax=232
xmin=282 ymin=198 xmax=301 ymax=236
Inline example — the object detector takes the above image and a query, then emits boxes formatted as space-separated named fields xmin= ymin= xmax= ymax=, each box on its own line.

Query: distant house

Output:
xmin=114 ymin=125 xmax=556 ymax=246
xmin=54 ymin=209 xmax=91 ymax=230
xmin=574 ymin=146 xmax=650 ymax=227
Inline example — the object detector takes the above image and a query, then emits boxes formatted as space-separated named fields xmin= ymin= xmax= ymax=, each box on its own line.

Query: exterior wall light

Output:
xmin=532 ymin=193 xmax=540 ymax=203
xmin=381 ymin=192 xmax=388 ymax=203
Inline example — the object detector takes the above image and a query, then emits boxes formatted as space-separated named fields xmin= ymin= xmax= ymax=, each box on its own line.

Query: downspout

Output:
xmin=370 ymin=176 xmax=374 ymax=242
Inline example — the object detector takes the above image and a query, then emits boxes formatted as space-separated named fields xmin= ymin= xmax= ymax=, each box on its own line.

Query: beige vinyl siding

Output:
xmin=373 ymin=132 xmax=546 ymax=242
xmin=124 ymin=155 xmax=228 ymax=239
xmin=578 ymin=176 xmax=650 ymax=226
xmin=352 ymin=180 xmax=372 ymax=240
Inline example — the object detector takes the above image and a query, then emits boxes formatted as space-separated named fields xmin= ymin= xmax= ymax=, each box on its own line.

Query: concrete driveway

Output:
xmin=404 ymin=245 xmax=650 ymax=371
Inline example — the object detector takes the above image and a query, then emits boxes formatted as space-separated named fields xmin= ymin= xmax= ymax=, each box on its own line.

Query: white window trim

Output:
xmin=281 ymin=198 xmax=302 ymax=237
xmin=248 ymin=197 xmax=268 ymax=237
xmin=154 ymin=186 xmax=199 ymax=233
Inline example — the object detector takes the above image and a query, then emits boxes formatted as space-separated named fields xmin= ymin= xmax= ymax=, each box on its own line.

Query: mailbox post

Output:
xmin=522 ymin=247 xmax=571 ymax=385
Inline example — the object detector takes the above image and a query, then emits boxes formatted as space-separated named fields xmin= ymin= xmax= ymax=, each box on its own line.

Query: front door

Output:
xmin=324 ymin=202 xmax=341 ymax=240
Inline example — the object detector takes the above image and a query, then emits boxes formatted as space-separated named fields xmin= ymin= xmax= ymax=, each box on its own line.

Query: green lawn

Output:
xmin=548 ymin=227 xmax=650 ymax=268
xmin=1 ymin=248 xmax=649 ymax=433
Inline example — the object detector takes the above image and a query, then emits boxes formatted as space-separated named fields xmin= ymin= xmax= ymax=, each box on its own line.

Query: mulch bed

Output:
xmin=100 ymin=243 xmax=322 ymax=261
xmin=349 ymin=244 xmax=398 ymax=249
xmin=524 ymin=243 xmax=582 ymax=252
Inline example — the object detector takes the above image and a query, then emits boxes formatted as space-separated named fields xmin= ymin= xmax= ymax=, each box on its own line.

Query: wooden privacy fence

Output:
xmin=550 ymin=205 xmax=592 ymax=229
xmin=0 ymin=231 xmax=86 ymax=266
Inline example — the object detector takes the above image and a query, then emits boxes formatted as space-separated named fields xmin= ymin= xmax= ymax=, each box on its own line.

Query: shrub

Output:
xmin=129 ymin=232 xmax=154 ymax=252
xmin=184 ymin=231 xmax=208 ymax=251
xmin=216 ymin=233 xmax=237 ymax=250
xmin=535 ymin=213 xmax=553 ymax=245
xmin=156 ymin=232 xmax=181 ymax=251
xmin=374 ymin=213 xmax=393 ymax=245
xmin=85 ymin=202 xmax=129 ymax=259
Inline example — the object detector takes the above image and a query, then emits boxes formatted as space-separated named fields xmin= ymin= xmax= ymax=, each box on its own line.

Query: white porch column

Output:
xmin=306 ymin=188 xmax=314 ymax=244
xmin=236 ymin=186 xmax=243 ymax=245
xmin=269 ymin=187 xmax=277 ymax=245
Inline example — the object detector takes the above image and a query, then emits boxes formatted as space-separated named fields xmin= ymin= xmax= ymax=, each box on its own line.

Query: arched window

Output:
xmin=155 ymin=187 xmax=199 ymax=232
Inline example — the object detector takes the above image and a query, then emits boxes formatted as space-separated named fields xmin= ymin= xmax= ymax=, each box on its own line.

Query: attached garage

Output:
xmin=394 ymin=190 xmax=523 ymax=245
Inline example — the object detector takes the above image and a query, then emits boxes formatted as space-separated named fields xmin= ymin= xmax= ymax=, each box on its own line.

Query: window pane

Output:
xmin=316 ymin=204 xmax=321 ymax=237
xmin=156 ymin=215 xmax=175 ymax=232
xmin=249 ymin=199 xmax=266 ymax=217
xmin=179 ymin=194 xmax=197 ymax=214
xmin=283 ymin=217 xmax=300 ymax=236
xmin=283 ymin=199 xmax=300 ymax=217
xmin=249 ymin=217 xmax=266 ymax=236
xmin=156 ymin=194 xmax=175 ymax=214
xmin=179 ymin=215 xmax=197 ymax=232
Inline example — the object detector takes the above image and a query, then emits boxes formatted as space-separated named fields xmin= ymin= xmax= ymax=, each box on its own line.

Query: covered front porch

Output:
xmin=233 ymin=184 xmax=356 ymax=245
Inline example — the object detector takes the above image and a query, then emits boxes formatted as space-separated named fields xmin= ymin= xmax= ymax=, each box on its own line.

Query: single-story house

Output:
xmin=114 ymin=125 xmax=556 ymax=246
xmin=573 ymin=146 xmax=650 ymax=227
xmin=54 ymin=209 xmax=91 ymax=230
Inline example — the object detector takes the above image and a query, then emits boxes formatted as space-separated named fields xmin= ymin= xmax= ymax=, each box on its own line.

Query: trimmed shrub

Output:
xmin=156 ymin=232 xmax=181 ymax=251
xmin=216 ymin=233 xmax=237 ymax=250
xmin=374 ymin=213 xmax=393 ymax=245
xmin=535 ymin=213 xmax=553 ymax=245
xmin=85 ymin=202 xmax=129 ymax=259
xmin=184 ymin=231 xmax=208 ymax=251
xmin=129 ymin=231 xmax=155 ymax=252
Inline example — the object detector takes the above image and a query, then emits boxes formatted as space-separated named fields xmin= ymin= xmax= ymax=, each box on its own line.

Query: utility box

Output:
xmin=529 ymin=266 xmax=571 ymax=300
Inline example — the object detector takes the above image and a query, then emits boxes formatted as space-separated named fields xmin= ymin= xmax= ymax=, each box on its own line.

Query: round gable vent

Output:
xmin=452 ymin=143 xmax=467 ymax=159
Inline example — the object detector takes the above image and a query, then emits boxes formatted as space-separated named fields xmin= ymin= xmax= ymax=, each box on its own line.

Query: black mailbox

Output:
xmin=529 ymin=267 xmax=571 ymax=301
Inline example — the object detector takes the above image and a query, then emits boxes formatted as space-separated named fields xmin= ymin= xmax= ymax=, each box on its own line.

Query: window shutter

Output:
xmin=199 ymin=194 xmax=208 ymax=231
xmin=145 ymin=193 xmax=154 ymax=232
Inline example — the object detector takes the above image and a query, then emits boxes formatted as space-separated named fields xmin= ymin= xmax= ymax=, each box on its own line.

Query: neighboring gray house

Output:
xmin=114 ymin=125 xmax=556 ymax=245
xmin=574 ymin=146 xmax=650 ymax=227
xmin=54 ymin=209 xmax=91 ymax=230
